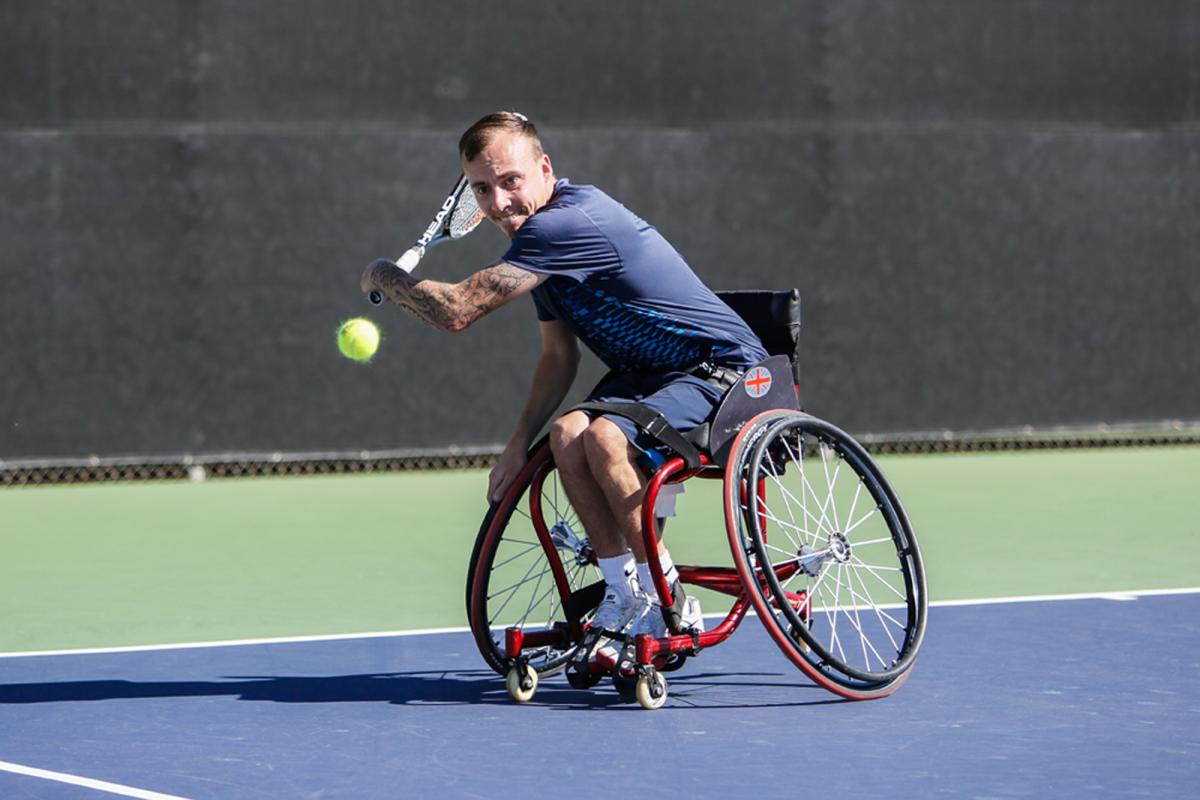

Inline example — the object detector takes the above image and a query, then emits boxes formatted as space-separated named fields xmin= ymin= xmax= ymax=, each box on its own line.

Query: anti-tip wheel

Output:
xmin=635 ymin=670 xmax=668 ymax=710
xmin=506 ymin=663 xmax=538 ymax=703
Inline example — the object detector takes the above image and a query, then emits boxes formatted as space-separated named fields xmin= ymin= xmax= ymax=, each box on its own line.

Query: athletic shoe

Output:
xmin=627 ymin=590 xmax=705 ymax=638
xmin=626 ymin=593 xmax=668 ymax=639
xmin=589 ymin=588 xmax=640 ymax=635
xmin=680 ymin=595 xmax=705 ymax=632
xmin=582 ymin=588 xmax=640 ymax=671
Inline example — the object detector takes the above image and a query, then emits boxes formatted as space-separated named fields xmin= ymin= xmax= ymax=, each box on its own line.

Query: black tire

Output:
xmin=724 ymin=410 xmax=928 ymax=699
xmin=466 ymin=440 xmax=602 ymax=676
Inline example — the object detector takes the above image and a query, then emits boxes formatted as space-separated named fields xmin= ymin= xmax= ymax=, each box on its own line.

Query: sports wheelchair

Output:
xmin=466 ymin=290 xmax=928 ymax=709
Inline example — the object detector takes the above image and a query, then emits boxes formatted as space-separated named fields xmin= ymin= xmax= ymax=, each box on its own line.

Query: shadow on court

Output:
xmin=0 ymin=667 xmax=841 ymax=710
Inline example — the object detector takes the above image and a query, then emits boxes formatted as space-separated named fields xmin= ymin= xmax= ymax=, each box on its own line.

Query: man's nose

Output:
xmin=488 ymin=187 xmax=511 ymax=214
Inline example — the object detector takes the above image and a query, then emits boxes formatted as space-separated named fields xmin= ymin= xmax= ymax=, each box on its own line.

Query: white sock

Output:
xmin=635 ymin=562 xmax=655 ymax=596
xmin=597 ymin=552 xmax=637 ymax=597
xmin=636 ymin=552 xmax=679 ymax=598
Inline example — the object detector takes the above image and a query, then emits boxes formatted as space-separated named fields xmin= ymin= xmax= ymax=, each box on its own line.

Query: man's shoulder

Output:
xmin=503 ymin=180 xmax=622 ymax=276
xmin=523 ymin=185 xmax=608 ymax=241
xmin=543 ymin=180 xmax=621 ymax=216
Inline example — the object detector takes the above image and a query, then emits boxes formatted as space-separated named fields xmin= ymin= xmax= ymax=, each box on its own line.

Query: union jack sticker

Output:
xmin=743 ymin=366 xmax=773 ymax=399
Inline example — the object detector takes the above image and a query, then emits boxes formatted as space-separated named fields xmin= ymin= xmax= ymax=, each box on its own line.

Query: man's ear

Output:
xmin=541 ymin=153 xmax=554 ymax=180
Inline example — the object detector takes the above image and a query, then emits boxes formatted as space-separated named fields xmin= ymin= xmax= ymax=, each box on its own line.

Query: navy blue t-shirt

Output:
xmin=501 ymin=180 xmax=767 ymax=374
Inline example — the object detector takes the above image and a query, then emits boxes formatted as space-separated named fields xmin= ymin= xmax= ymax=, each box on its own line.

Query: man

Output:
xmin=361 ymin=112 xmax=767 ymax=645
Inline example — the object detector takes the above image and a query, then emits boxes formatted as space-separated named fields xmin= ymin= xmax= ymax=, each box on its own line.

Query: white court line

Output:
xmin=0 ymin=760 xmax=189 ymax=800
xmin=928 ymin=586 xmax=1200 ymax=606
xmin=1 ymin=586 xmax=1198 ymax=661
xmin=0 ymin=626 xmax=469 ymax=659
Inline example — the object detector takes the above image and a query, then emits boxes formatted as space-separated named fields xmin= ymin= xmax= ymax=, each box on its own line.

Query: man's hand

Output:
xmin=488 ymin=440 xmax=529 ymax=504
xmin=360 ymin=258 xmax=404 ymax=298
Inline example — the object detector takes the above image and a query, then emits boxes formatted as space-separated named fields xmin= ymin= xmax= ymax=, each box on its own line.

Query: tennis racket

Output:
xmin=367 ymin=174 xmax=486 ymax=305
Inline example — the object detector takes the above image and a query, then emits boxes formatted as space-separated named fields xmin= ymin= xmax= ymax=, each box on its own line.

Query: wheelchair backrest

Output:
xmin=705 ymin=290 xmax=802 ymax=467
xmin=715 ymin=289 xmax=801 ymax=388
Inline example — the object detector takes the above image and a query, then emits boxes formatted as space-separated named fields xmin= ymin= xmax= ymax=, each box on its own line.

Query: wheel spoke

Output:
xmin=819 ymin=443 xmax=842 ymax=534
xmin=755 ymin=494 xmax=811 ymax=550
xmin=764 ymin=540 xmax=806 ymax=559
xmin=847 ymin=535 xmax=894 ymax=549
xmin=841 ymin=478 xmax=866 ymax=542
xmin=488 ymin=554 xmax=551 ymax=622
xmin=843 ymin=505 xmax=881 ymax=537
xmin=796 ymin=459 xmax=839 ymax=541
xmin=519 ymin=568 xmax=560 ymax=629
xmin=832 ymin=564 xmax=887 ymax=669
xmin=772 ymin=435 xmax=806 ymax=541
xmin=816 ymin=576 xmax=848 ymax=664
xmin=763 ymin=472 xmax=834 ymax=544
xmin=491 ymin=541 xmax=542 ymax=571
xmin=847 ymin=556 xmax=908 ymax=601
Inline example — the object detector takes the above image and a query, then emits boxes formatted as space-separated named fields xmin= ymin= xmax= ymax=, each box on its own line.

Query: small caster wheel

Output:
xmin=612 ymin=669 xmax=638 ymax=702
xmin=506 ymin=662 xmax=537 ymax=703
xmin=635 ymin=670 xmax=668 ymax=710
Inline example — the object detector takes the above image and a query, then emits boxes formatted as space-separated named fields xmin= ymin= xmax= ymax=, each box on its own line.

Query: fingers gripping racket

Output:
xmin=367 ymin=175 xmax=486 ymax=305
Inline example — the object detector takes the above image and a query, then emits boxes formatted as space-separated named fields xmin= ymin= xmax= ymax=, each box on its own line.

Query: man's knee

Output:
xmin=582 ymin=417 xmax=637 ymax=469
xmin=549 ymin=412 xmax=591 ymax=471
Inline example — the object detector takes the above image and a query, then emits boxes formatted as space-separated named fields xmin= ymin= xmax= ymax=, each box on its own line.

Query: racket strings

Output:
xmin=449 ymin=187 xmax=485 ymax=238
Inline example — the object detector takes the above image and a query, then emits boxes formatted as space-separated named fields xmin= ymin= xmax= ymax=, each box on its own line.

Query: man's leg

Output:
xmin=580 ymin=417 xmax=702 ymax=639
xmin=580 ymin=377 xmax=721 ymax=638
xmin=547 ymin=411 xmax=627 ymax=559
xmin=580 ymin=417 xmax=657 ymax=561
xmin=549 ymin=413 xmax=651 ymax=642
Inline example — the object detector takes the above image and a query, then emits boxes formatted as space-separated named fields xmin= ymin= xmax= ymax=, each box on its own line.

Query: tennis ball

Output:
xmin=336 ymin=317 xmax=380 ymax=362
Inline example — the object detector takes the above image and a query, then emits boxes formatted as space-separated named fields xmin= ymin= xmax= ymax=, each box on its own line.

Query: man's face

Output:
xmin=463 ymin=132 xmax=555 ymax=238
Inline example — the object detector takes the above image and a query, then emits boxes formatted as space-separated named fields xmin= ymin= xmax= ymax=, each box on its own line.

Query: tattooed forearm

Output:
xmin=461 ymin=265 xmax=540 ymax=319
xmin=368 ymin=260 xmax=538 ymax=332
xmin=401 ymin=281 xmax=467 ymax=330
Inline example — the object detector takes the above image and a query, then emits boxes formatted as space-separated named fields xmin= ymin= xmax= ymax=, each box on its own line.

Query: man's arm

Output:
xmin=508 ymin=319 xmax=581 ymax=451
xmin=361 ymin=259 xmax=545 ymax=332
xmin=488 ymin=320 xmax=580 ymax=502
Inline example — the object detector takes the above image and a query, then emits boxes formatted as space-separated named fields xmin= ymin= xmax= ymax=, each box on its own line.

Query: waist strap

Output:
xmin=687 ymin=360 xmax=744 ymax=393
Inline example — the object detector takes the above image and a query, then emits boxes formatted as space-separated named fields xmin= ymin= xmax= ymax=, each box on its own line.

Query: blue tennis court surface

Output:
xmin=2 ymin=591 xmax=1198 ymax=799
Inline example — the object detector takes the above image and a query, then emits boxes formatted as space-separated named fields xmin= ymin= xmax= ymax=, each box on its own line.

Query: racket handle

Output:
xmin=397 ymin=247 xmax=423 ymax=273
xmin=368 ymin=290 xmax=383 ymax=305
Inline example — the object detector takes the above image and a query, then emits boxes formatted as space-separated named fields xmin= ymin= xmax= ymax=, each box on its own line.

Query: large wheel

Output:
xmin=724 ymin=410 xmax=928 ymax=699
xmin=466 ymin=440 xmax=603 ymax=676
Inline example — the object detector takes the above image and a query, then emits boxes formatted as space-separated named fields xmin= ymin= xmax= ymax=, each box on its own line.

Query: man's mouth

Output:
xmin=494 ymin=212 xmax=526 ymax=228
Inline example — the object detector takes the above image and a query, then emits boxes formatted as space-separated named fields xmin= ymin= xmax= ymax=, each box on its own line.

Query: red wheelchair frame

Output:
xmin=465 ymin=291 xmax=928 ymax=709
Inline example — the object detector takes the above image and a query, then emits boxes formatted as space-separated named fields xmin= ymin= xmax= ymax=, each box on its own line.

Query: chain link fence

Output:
xmin=3 ymin=422 xmax=1196 ymax=487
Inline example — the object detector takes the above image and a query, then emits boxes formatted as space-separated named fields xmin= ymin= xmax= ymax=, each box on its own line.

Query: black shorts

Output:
xmin=584 ymin=371 xmax=724 ymax=470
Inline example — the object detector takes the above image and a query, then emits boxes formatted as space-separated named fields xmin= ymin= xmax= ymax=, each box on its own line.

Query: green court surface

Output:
xmin=1 ymin=447 xmax=1197 ymax=653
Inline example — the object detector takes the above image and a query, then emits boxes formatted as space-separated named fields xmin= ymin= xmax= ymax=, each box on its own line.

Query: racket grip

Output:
xmin=397 ymin=248 xmax=422 ymax=273
xmin=368 ymin=290 xmax=383 ymax=305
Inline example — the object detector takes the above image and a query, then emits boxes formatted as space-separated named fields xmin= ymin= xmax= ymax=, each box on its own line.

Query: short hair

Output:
xmin=459 ymin=111 xmax=543 ymax=162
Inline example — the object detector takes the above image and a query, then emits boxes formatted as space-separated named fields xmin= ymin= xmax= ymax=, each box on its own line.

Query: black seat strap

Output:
xmin=572 ymin=401 xmax=704 ymax=470
xmin=687 ymin=360 xmax=744 ymax=393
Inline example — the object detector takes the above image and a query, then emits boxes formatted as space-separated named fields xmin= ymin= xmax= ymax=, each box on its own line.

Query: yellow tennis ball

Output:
xmin=336 ymin=317 xmax=380 ymax=362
